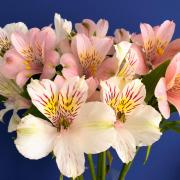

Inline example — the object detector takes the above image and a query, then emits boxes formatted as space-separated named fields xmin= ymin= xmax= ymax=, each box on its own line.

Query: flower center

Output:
xmin=79 ymin=49 xmax=102 ymax=77
xmin=0 ymin=37 xmax=11 ymax=57
xmin=116 ymin=111 xmax=126 ymax=123
xmin=168 ymin=74 xmax=180 ymax=95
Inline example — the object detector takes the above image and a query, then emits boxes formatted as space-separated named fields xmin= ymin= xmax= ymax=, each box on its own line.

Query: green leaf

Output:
xmin=143 ymin=146 xmax=152 ymax=165
xmin=160 ymin=120 xmax=180 ymax=133
xmin=142 ymin=60 xmax=170 ymax=103
xmin=0 ymin=95 xmax=7 ymax=102
xmin=23 ymin=105 xmax=48 ymax=120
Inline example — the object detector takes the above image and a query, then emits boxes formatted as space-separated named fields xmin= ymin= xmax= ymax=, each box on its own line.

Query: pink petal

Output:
xmin=86 ymin=77 xmax=98 ymax=98
xmin=76 ymin=34 xmax=92 ymax=57
xmin=165 ymin=53 xmax=180 ymax=85
xmin=87 ymin=91 xmax=100 ymax=102
xmin=54 ymin=75 xmax=65 ymax=90
xmin=131 ymin=33 xmax=144 ymax=46
xmin=96 ymin=19 xmax=109 ymax=37
xmin=156 ymin=20 xmax=175 ymax=47
xmin=92 ymin=36 xmax=113 ymax=61
xmin=11 ymin=31 xmax=29 ymax=58
xmin=16 ymin=69 xmax=41 ymax=87
xmin=114 ymin=28 xmax=130 ymax=44
xmin=60 ymin=53 xmax=82 ymax=78
xmin=155 ymin=77 xmax=170 ymax=119
xmin=130 ymin=44 xmax=148 ymax=75
xmin=75 ymin=23 xmax=89 ymax=36
xmin=168 ymin=93 xmax=180 ymax=116
xmin=41 ymin=27 xmax=56 ymax=50
xmin=40 ymin=51 xmax=59 ymax=79
xmin=0 ymin=49 xmax=25 ymax=79
xmin=96 ymin=57 xmax=118 ymax=80
xmin=154 ymin=39 xmax=180 ymax=66
xmin=59 ymin=39 xmax=72 ymax=54
xmin=140 ymin=23 xmax=156 ymax=61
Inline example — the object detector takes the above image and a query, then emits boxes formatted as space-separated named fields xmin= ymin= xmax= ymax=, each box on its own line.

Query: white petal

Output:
xmin=4 ymin=22 xmax=28 ymax=37
xmin=124 ymin=105 xmax=162 ymax=146
xmin=70 ymin=102 xmax=116 ymax=154
xmin=27 ymin=79 xmax=59 ymax=123
xmin=8 ymin=111 xmax=21 ymax=132
xmin=113 ymin=127 xmax=136 ymax=163
xmin=15 ymin=114 xmax=57 ymax=159
xmin=54 ymin=133 xmax=85 ymax=178
xmin=114 ymin=41 xmax=132 ymax=65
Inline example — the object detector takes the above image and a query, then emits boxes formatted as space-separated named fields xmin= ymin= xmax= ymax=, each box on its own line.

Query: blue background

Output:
xmin=0 ymin=0 xmax=180 ymax=179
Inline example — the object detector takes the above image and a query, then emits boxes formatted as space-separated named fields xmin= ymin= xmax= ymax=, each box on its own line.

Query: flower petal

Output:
xmin=60 ymin=53 xmax=82 ymax=78
xmin=155 ymin=77 xmax=170 ymax=119
xmin=112 ymin=127 xmax=136 ymax=163
xmin=96 ymin=57 xmax=118 ymax=80
xmin=15 ymin=114 xmax=57 ymax=159
xmin=27 ymin=79 xmax=59 ymax=124
xmin=54 ymin=133 xmax=85 ymax=178
xmin=8 ymin=111 xmax=21 ymax=132
xmin=96 ymin=19 xmax=109 ymax=37
xmin=70 ymin=102 xmax=116 ymax=154
xmin=124 ymin=105 xmax=162 ymax=146
xmin=118 ymin=79 xmax=146 ymax=114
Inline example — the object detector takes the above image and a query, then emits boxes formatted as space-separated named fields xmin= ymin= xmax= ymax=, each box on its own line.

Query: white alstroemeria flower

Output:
xmin=0 ymin=73 xmax=30 ymax=132
xmin=54 ymin=13 xmax=72 ymax=41
xmin=15 ymin=76 xmax=116 ymax=178
xmin=100 ymin=77 xmax=162 ymax=163
xmin=114 ymin=41 xmax=148 ymax=81
xmin=0 ymin=22 xmax=28 ymax=56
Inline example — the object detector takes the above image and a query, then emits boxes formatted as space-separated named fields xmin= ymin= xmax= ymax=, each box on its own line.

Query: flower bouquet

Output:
xmin=0 ymin=13 xmax=179 ymax=180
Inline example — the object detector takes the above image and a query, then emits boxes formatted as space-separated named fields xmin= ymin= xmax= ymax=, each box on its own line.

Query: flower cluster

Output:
xmin=0 ymin=13 xmax=179 ymax=179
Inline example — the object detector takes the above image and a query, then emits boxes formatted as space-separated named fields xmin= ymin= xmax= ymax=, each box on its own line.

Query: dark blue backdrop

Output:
xmin=0 ymin=0 xmax=180 ymax=179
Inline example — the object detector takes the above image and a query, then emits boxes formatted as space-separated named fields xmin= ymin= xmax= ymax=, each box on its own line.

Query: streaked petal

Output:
xmin=15 ymin=114 xmax=57 ymax=159
xmin=27 ymin=79 xmax=59 ymax=124
xmin=96 ymin=19 xmax=109 ymax=37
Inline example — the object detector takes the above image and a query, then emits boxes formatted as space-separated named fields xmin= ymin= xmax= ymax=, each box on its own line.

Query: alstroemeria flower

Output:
xmin=60 ymin=34 xmax=117 ymax=99
xmin=0 ymin=22 xmax=28 ymax=57
xmin=0 ymin=72 xmax=30 ymax=132
xmin=132 ymin=20 xmax=180 ymax=67
xmin=114 ymin=41 xmax=148 ymax=81
xmin=155 ymin=53 xmax=180 ymax=119
xmin=75 ymin=19 xmax=109 ymax=38
xmin=100 ymin=77 xmax=162 ymax=163
xmin=15 ymin=76 xmax=116 ymax=178
xmin=0 ymin=27 xmax=59 ymax=87
xmin=54 ymin=13 xmax=72 ymax=54
xmin=114 ymin=28 xmax=131 ymax=44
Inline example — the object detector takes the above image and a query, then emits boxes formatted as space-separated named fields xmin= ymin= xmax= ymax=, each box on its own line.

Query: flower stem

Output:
xmin=60 ymin=174 xmax=63 ymax=180
xmin=118 ymin=162 xmax=132 ymax=180
xmin=87 ymin=154 xmax=96 ymax=180
xmin=97 ymin=151 xmax=106 ymax=180
xmin=118 ymin=147 xmax=140 ymax=180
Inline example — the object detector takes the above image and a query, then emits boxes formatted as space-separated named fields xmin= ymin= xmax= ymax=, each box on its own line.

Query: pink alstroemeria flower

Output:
xmin=132 ymin=20 xmax=180 ymax=68
xmin=1 ymin=27 xmax=59 ymax=87
xmin=60 ymin=34 xmax=118 ymax=99
xmin=75 ymin=19 xmax=109 ymax=38
xmin=155 ymin=53 xmax=180 ymax=119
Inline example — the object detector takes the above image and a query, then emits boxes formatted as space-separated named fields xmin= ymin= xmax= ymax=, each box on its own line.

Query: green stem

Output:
xmin=60 ymin=174 xmax=63 ymax=180
xmin=78 ymin=175 xmax=84 ymax=180
xmin=97 ymin=153 xmax=102 ymax=179
xmin=102 ymin=151 xmax=106 ymax=180
xmin=118 ymin=147 xmax=140 ymax=180
xmin=97 ymin=151 xmax=106 ymax=180
xmin=87 ymin=154 xmax=96 ymax=180
xmin=118 ymin=162 xmax=132 ymax=180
